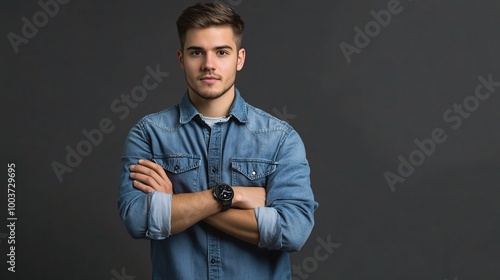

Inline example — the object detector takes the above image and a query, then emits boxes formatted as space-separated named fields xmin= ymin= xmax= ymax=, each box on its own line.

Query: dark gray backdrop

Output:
xmin=2 ymin=0 xmax=500 ymax=279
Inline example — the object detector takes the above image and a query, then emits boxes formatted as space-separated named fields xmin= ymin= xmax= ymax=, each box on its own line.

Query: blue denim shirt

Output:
xmin=118 ymin=89 xmax=318 ymax=280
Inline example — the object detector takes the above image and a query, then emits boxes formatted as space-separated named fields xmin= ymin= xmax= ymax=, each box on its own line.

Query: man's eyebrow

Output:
xmin=186 ymin=46 xmax=203 ymax=51
xmin=185 ymin=45 xmax=234 ymax=51
xmin=214 ymin=45 xmax=233 ymax=50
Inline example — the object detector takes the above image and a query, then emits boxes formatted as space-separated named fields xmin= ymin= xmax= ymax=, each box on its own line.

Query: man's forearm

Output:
xmin=204 ymin=209 xmax=260 ymax=245
xmin=170 ymin=190 xmax=221 ymax=234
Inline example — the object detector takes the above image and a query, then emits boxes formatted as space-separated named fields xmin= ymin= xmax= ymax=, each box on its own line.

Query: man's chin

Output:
xmin=189 ymin=84 xmax=234 ymax=100
xmin=192 ymin=89 xmax=226 ymax=100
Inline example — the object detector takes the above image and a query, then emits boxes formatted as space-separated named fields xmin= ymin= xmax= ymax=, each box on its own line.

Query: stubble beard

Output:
xmin=189 ymin=83 xmax=234 ymax=100
xmin=187 ymin=76 xmax=235 ymax=100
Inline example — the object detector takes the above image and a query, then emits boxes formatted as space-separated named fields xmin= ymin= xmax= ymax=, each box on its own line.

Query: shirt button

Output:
xmin=211 ymin=258 xmax=216 ymax=264
xmin=174 ymin=165 xmax=180 ymax=171
xmin=212 ymin=167 xmax=217 ymax=173
xmin=251 ymin=171 xmax=256 ymax=176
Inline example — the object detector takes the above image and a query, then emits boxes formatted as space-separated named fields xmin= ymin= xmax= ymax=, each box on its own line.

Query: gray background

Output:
xmin=1 ymin=0 xmax=500 ymax=279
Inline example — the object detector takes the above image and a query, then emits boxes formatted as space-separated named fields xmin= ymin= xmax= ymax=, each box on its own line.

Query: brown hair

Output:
xmin=176 ymin=2 xmax=245 ymax=49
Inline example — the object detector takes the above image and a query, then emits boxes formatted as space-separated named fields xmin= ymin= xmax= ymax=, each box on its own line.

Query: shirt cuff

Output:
xmin=255 ymin=206 xmax=281 ymax=250
xmin=145 ymin=191 xmax=172 ymax=240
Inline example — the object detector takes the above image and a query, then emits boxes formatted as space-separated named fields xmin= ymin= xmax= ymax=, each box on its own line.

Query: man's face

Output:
xmin=178 ymin=26 xmax=245 ymax=101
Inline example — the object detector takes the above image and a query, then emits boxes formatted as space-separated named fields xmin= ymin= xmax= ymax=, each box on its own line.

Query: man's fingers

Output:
xmin=130 ymin=165 xmax=165 ymax=187
xmin=129 ymin=159 xmax=174 ymax=194
xmin=133 ymin=179 xmax=155 ymax=193
xmin=130 ymin=171 xmax=162 ymax=189
xmin=137 ymin=159 xmax=172 ymax=185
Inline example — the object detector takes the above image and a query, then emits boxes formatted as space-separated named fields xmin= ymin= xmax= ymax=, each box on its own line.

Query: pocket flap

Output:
xmin=153 ymin=154 xmax=201 ymax=174
xmin=231 ymin=159 xmax=277 ymax=180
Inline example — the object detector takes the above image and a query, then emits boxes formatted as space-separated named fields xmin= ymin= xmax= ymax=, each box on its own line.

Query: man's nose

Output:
xmin=202 ymin=52 xmax=216 ymax=71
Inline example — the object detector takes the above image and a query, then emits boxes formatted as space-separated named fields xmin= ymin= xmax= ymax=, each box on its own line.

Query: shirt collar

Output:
xmin=179 ymin=88 xmax=248 ymax=124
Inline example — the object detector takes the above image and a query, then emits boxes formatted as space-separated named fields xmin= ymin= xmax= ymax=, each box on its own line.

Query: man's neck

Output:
xmin=188 ymin=88 xmax=235 ymax=117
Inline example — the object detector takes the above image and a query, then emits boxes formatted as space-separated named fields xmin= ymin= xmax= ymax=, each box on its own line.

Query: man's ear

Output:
xmin=236 ymin=48 xmax=246 ymax=71
xmin=177 ymin=48 xmax=185 ymax=70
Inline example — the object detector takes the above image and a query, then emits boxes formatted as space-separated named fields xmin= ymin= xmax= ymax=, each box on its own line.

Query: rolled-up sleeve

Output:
xmin=255 ymin=206 xmax=280 ymax=249
xmin=146 ymin=191 xmax=172 ymax=239
xmin=117 ymin=122 xmax=172 ymax=239
xmin=255 ymin=129 xmax=318 ymax=252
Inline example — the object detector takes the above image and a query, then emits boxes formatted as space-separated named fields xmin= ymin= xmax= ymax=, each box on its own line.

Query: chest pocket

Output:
xmin=153 ymin=154 xmax=201 ymax=192
xmin=231 ymin=159 xmax=277 ymax=187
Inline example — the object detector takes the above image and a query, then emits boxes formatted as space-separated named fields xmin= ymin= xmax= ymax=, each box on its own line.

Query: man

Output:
xmin=118 ymin=2 xmax=318 ymax=279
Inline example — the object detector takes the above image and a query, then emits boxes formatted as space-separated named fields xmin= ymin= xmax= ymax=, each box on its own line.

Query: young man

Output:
xmin=118 ymin=2 xmax=318 ymax=279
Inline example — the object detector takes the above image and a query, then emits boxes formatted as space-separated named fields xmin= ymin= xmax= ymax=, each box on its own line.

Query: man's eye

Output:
xmin=191 ymin=51 xmax=202 ymax=56
xmin=217 ymin=50 xmax=228 ymax=56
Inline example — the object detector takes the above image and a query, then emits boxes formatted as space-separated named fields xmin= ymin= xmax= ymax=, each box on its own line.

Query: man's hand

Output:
xmin=232 ymin=186 xmax=266 ymax=209
xmin=129 ymin=159 xmax=173 ymax=194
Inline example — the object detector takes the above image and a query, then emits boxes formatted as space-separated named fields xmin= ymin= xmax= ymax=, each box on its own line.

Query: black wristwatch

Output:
xmin=213 ymin=183 xmax=234 ymax=211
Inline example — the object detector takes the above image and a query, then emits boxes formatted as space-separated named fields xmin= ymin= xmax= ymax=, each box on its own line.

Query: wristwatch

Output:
xmin=213 ymin=183 xmax=234 ymax=211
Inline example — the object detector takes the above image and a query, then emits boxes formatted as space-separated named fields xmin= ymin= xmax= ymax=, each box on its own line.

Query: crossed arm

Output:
xmin=129 ymin=159 xmax=266 ymax=245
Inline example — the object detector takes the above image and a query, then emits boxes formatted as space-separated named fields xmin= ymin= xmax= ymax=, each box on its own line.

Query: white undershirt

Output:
xmin=200 ymin=115 xmax=231 ymax=128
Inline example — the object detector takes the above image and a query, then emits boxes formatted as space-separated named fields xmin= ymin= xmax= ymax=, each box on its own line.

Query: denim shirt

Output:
xmin=118 ymin=89 xmax=318 ymax=280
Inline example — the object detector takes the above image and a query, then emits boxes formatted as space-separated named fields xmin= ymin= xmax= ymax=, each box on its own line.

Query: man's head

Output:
xmin=176 ymin=2 xmax=246 ymax=108
xmin=176 ymin=2 xmax=245 ymax=49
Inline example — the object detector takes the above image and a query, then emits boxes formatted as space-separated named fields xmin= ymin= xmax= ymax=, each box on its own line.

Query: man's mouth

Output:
xmin=200 ymin=76 xmax=220 ymax=85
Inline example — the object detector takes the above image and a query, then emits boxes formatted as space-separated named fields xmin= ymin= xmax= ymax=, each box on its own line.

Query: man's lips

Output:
xmin=200 ymin=76 xmax=220 ymax=81
xmin=200 ymin=76 xmax=220 ymax=84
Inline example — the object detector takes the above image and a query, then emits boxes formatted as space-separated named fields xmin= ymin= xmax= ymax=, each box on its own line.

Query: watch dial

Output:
xmin=217 ymin=185 xmax=234 ymax=200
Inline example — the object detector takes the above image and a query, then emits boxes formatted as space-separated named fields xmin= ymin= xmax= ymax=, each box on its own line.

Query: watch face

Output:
xmin=216 ymin=184 xmax=234 ymax=201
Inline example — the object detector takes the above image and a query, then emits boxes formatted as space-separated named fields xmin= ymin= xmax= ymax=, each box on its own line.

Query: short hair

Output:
xmin=176 ymin=2 xmax=245 ymax=49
